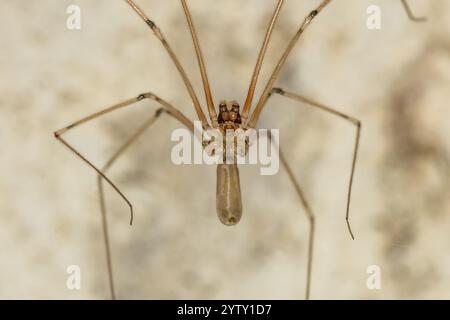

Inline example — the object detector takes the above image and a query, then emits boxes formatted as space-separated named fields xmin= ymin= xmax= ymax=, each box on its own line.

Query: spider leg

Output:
xmin=96 ymin=107 xmax=193 ymax=299
xmin=124 ymin=0 xmax=210 ymax=128
xmin=181 ymin=0 xmax=217 ymax=123
xmin=241 ymin=0 xmax=285 ymax=122
xmin=269 ymin=88 xmax=361 ymax=240
xmin=54 ymin=92 xmax=193 ymax=299
xmin=267 ymin=133 xmax=315 ymax=300
xmin=401 ymin=0 xmax=427 ymax=22
xmin=247 ymin=0 xmax=333 ymax=128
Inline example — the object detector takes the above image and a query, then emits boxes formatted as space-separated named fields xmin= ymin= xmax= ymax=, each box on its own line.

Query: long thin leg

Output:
xmin=97 ymin=107 xmax=192 ymax=299
xmin=98 ymin=110 xmax=161 ymax=300
xmin=54 ymin=92 xmax=193 ymax=226
xmin=247 ymin=0 xmax=333 ymax=128
xmin=270 ymin=88 xmax=361 ymax=240
xmin=401 ymin=0 xmax=427 ymax=22
xmin=124 ymin=0 xmax=210 ymax=128
xmin=181 ymin=0 xmax=217 ymax=123
xmin=241 ymin=0 xmax=285 ymax=122
xmin=267 ymin=133 xmax=315 ymax=300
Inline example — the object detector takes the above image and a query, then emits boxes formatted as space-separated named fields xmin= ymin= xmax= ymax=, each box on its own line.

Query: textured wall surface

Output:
xmin=0 ymin=0 xmax=449 ymax=299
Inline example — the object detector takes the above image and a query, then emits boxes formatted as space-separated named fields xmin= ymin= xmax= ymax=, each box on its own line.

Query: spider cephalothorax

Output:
xmin=217 ymin=101 xmax=242 ymax=130
xmin=214 ymin=100 xmax=250 ymax=166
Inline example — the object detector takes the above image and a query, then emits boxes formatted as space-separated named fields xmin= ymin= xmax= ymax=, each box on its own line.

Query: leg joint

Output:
xmin=137 ymin=92 xmax=160 ymax=102
xmin=155 ymin=108 xmax=166 ymax=117
xmin=270 ymin=87 xmax=285 ymax=96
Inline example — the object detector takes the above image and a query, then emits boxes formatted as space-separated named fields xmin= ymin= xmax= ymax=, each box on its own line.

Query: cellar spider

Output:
xmin=54 ymin=0 xmax=426 ymax=299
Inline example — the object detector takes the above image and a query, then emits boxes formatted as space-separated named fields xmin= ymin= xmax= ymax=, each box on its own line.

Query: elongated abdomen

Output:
xmin=216 ymin=164 xmax=243 ymax=226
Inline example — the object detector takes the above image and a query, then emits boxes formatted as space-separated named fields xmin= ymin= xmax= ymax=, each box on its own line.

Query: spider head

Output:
xmin=217 ymin=101 xmax=242 ymax=126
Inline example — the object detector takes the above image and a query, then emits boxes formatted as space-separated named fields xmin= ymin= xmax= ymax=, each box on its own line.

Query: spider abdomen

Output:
xmin=216 ymin=164 xmax=243 ymax=226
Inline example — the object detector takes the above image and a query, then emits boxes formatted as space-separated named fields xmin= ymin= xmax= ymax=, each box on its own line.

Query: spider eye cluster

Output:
xmin=219 ymin=102 xmax=227 ymax=112
xmin=218 ymin=101 xmax=242 ymax=125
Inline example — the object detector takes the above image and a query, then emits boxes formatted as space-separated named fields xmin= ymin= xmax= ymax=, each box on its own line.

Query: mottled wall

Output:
xmin=0 ymin=0 xmax=449 ymax=299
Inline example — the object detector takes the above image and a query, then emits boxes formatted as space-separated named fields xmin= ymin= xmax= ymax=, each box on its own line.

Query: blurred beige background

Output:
xmin=0 ymin=0 xmax=449 ymax=299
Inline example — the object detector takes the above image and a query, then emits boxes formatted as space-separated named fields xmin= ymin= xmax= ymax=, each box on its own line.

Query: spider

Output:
xmin=54 ymin=0 xmax=426 ymax=299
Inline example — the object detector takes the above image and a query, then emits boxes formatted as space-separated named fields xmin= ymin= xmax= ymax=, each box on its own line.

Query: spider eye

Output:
xmin=219 ymin=102 xmax=227 ymax=110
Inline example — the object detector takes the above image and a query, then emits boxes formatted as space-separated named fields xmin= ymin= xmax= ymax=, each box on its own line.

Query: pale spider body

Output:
xmin=215 ymin=101 xmax=245 ymax=226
